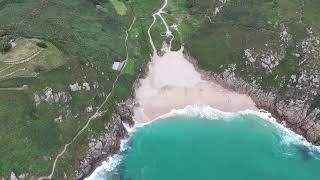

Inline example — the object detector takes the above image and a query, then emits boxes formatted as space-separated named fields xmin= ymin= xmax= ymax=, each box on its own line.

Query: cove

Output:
xmin=88 ymin=110 xmax=320 ymax=180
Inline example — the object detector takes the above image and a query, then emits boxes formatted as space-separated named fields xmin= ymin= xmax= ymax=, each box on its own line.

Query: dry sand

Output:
xmin=134 ymin=47 xmax=258 ymax=123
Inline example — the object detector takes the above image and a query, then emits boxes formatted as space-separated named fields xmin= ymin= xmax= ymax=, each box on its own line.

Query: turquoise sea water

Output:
xmin=88 ymin=108 xmax=320 ymax=180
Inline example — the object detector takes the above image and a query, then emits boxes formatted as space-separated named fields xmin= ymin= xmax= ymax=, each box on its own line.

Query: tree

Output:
xmin=36 ymin=42 xmax=48 ymax=48
xmin=0 ymin=37 xmax=12 ymax=53
xmin=34 ymin=65 xmax=46 ymax=73
xmin=186 ymin=0 xmax=196 ymax=8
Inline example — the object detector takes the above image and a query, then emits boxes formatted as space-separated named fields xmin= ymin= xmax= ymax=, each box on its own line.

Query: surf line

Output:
xmin=87 ymin=2 xmax=176 ymax=178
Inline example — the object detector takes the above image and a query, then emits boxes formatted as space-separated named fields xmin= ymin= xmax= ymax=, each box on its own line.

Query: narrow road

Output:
xmin=39 ymin=0 xmax=172 ymax=177
xmin=0 ymin=68 xmax=26 ymax=79
xmin=148 ymin=0 xmax=174 ymax=56
xmin=0 ymin=65 xmax=14 ymax=73
xmin=4 ymin=49 xmax=42 ymax=65
xmin=38 ymin=16 xmax=136 ymax=180
xmin=0 ymin=85 xmax=28 ymax=91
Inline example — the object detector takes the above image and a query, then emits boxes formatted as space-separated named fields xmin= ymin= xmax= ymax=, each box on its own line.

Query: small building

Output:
xmin=160 ymin=31 xmax=167 ymax=37
xmin=170 ymin=24 xmax=178 ymax=31
xmin=112 ymin=61 xmax=124 ymax=71
xmin=9 ymin=37 xmax=17 ymax=48
xmin=9 ymin=37 xmax=16 ymax=43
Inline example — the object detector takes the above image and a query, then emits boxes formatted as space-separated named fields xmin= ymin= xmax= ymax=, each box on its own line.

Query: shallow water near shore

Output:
xmin=87 ymin=107 xmax=320 ymax=180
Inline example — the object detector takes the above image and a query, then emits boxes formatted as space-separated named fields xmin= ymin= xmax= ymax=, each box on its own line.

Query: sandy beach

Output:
xmin=134 ymin=47 xmax=258 ymax=123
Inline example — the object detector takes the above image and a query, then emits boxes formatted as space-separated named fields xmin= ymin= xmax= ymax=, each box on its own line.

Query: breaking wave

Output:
xmin=156 ymin=105 xmax=320 ymax=154
xmin=86 ymin=105 xmax=320 ymax=179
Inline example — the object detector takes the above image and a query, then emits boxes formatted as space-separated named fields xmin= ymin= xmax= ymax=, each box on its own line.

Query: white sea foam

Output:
xmin=85 ymin=138 xmax=130 ymax=180
xmin=85 ymin=154 xmax=122 ymax=180
xmin=157 ymin=104 xmax=320 ymax=155
xmin=87 ymin=104 xmax=320 ymax=179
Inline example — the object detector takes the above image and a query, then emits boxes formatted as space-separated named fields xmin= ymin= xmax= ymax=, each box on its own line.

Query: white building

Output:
xmin=112 ymin=61 xmax=124 ymax=71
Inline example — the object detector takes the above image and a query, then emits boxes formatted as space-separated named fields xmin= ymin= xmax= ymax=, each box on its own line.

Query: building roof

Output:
xmin=112 ymin=61 xmax=124 ymax=71
xmin=160 ymin=31 xmax=167 ymax=36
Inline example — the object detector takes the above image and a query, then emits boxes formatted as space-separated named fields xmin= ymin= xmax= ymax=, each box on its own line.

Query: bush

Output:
xmin=34 ymin=65 xmax=46 ymax=73
xmin=36 ymin=42 xmax=48 ymax=48
xmin=186 ymin=0 xmax=196 ymax=8
xmin=0 ymin=38 xmax=12 ymax=53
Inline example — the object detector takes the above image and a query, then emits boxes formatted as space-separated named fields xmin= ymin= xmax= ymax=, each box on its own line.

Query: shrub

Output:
xmin=0 ymin=38 xmax=12 ymax=53
xmin=36 ymin=42 xmax=48 ymax=48
xmin=34 ymin=65 xmax=46 ymax=73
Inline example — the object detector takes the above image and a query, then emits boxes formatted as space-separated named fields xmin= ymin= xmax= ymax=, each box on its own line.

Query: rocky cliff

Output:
xmin=75 ymin=48 xmax=320 ymax=179
xmin=184 ymin=51 xmax=320 ymax=146
xmin=75 ymin=99 xmax=135 ymax=180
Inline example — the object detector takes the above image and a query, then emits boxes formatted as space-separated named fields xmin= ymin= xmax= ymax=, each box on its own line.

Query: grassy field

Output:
xmin=0 ymin=38 xmax=65 ymax=80
xmin=110 ymin=0 xmax=128 ymax=15
xmin=0 ymin=0 xmax=163 ymax=178
xmin=150 ymin=19 xmax=167 ymax=52
xmin=0 ymin=38 xmax=41 ymax=63
xmin=4 ymin=0 xmax=320 ymax=179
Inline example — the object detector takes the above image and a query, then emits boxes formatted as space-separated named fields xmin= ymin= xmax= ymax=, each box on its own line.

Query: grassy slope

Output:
xmin=0 ymin=38 xmax=65 ymax=80
xmin=110 ymin=0 xmax=128 ymax=15
xmin=1 ymin=0 xmax=318 ymax=178
xmin=0 ymin=0 xmax=163 ymax=178
xmin=168 ymin=0 xmax=320 ymax=104
xmin=52 ymin=0 xmax=165 ymax=178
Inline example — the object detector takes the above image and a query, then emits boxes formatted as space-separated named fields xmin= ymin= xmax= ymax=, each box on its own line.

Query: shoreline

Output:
xmin=87 ymin=104 xmax=320 ymax=180
xmin=80 ymin=0 xmax=320 ymax=178
xmin=183 ymin=49 xmax=320 ymax=146
xmin=81 ymin=46 xmax=320 ymax=179
xmin=134 ymin=47 xmax=258 ymax=123
xmin=133 ymin=43 xmax=320 ymax=146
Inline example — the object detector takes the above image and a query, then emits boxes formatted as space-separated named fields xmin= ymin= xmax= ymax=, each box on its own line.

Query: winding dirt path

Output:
xmin=0 ymin=68 xmax=26 ymax=79
xmin=39 ymin=0 xmax=171 ymax=177
xmin=0 ymin=65 xmax=14 ymax=73
xmin=148 ymin=0 xmax=173 ymax=56
xmin=0 ymin=85 xmax=28 ymax=91
xmin=37 ymin=17 xmax=136 ymax=180
xmin=3 ymin=49 xmax=42 ymax=65
xmin=134 ymin=0 xmax=258 ymax=123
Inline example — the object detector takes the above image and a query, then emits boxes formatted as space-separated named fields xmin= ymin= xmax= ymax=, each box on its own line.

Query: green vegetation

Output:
xmin=304 ymin=0 xmax=320 ymax=32
xmin=146 ymin=6 xmax=182 ymax=52
xmin=168 ymin=0 xmax=320 ymax=105
xmin=110 ymin=0 xmax=128 ymax=15
xmin=0 ymin=36 xmax=11 ymax=53
xmin=2 ymin=0 xmax=319 ymax=178
xmin=0 ymin=0 xmax=163 ymax=178
xmin=36 ymin=42 xmax=48 ymax=48
xmin=150 ymin=19 xmax=167 ymax=51
xmin=123 ymin=58 xmax=136 ymax=75
xmin=0 ymin=38 xmax=65 ymax=80
xmin=96 ymin=4 xmax=109 ymax=13
xmin=0 ymin=38 xmax=41 ymax=63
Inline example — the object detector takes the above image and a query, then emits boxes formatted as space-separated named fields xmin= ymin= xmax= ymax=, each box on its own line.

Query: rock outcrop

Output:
xmin=34 ymin=87 xmax=72 ymax=106
xmin=10 ymin=172 xmax=18 ymax=180
xmin=184 ymin=52 xmax=320 ymax=146
xmin=75 ymin=48 xmax=320 ymax=179
xmin=75 ymin=99 xmax=134 ymax=180
xmin=214 ymin=75 xmax=320 ymax=145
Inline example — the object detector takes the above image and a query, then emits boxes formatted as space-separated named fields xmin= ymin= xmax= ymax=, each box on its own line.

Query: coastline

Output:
xmin=78 ymin=0 xmax=320 ymax=178
xmin=183 ymin=49 xmax=320 ymax=146
xmin=81 ymin=46 xmax=320 ymax=178
xmin=134 ymin=46 xmax=258 ymax=123
xmin=76 ymin=101 xmax=135 ymax=180
xmin=86 ymin=104 xmax=320 ymax=180
xmin=79 ymin=46 xmax=320 ymax=179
